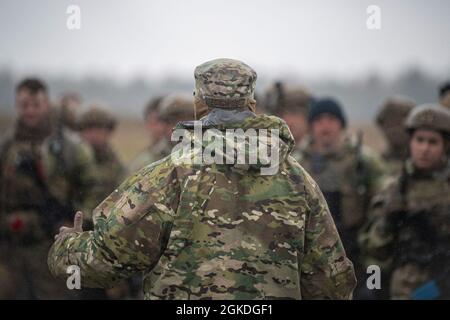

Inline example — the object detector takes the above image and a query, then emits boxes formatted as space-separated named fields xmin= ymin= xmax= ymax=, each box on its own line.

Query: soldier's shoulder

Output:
xmin=127 ymin=148 xmax=157 ymax=174
xmin=60 ymin=128 xmax=95 ymax=162
xmin=123 ymin=153 xmax=191 ymax=194
xmin=370 ymin=174 xmax=401 ymax=208
xmin=360 ymin=144 xmax=382 ymax=161
xmin=61 ymin=128 xmax=84 ymax=146
xmin=286 ymin=155 xmax=320 ymax=195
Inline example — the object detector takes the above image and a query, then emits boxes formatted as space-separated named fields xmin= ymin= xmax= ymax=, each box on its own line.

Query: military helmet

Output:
xmin=194 ymin=58 xmax=257 ymax=109
xmin=158 ymin=93 xmax=194 ymax=122
xmin=376 ymin=96 xmax=415 ymax=126
xmin=144 ymin=95 xmax=164 ymax=120
xmin=405 ymin=103 xmax=450 ymax=135
xmin=79 ymin=106 xmax=117 ymax=131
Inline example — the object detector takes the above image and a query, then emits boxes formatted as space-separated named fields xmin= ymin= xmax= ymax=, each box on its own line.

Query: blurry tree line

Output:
xmin=0 ymin=67 xmax=448 ymax=121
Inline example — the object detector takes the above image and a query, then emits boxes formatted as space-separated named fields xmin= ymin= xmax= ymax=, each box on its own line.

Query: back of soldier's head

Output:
xmin=144 ymin=96 xmax=164 ymax=121
xmin=377 ymin=96 xmax=415 ymax=128
xmin=158 ymin=93 xmax=194 ymax=125
xmin=79 ymin=105 xmax=117 ymax=132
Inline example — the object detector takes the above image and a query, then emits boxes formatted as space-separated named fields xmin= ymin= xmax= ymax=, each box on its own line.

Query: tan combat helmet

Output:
xmin=158 ymin=93 xmax=194 ymax=123
xmin=405 ymin=103 xmax=450 ymax=135
xmin=78 ymin=105 xmax=117 ymax=131
xmin=264 ymin=82 xmax=311 ymax=116
xmin=377 ymin=96 xmax=415 ymax=127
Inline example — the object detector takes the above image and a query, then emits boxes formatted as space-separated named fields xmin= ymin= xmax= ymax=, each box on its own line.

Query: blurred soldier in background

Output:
xmin=158 ymin=93 xmax=194 ymax=138
xmin=376 ymin=96 xmax=415 ymax=175
xmin=0 ymin=78 xmax=98 ymax=299
xmin=79 ymin=106 xmax=125 ymax=201
xmin=59 ymin=92 xmax=83 ymax=131
xmin=127 ymin=93 xmax=193 ymax=173
xmin=439 ymin=81 xmax=450 ymax=109
xmin=265 ymin=82 xmax=312 ymax=156
xmin=360 ymin=104 xmax=450 ymax=299
xmin=79 ymin=105 xmax=138 ymax=300
xmin=127 ymin=96 xmax=165 ymax=173
xmin=48 ymin=58 xmax=356 ymax=300
xmin=297 ymin=97 xmax=386 ymax=299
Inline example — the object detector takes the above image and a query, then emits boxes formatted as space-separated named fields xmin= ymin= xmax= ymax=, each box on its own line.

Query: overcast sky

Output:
xmin=1 ymin=0 xmax=449 ymax=81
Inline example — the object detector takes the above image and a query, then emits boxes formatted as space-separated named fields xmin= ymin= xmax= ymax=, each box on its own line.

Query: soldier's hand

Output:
xmin=55 ymin=211 xmax=84 ymax=240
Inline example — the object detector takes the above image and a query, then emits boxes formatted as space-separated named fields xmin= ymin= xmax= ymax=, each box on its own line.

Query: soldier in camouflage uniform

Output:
xmin=48 ymin=58 xmax=356 ymax=300
xmin=128 ymin=94 xmax=193 ymax=174
xmin=79 ymin=106 xmax=125 ymax=201
xmin=360 ymin=104 xmax=450 ymax=300
xmin=297 ymin=97 xmax=385 ymax=299
xmin=127 ymin=96 xmax=167 ymax=173
xmin=376 ymin=96 xmax=415 ymax=175
xmin=439 ymin=82 xmax=450 ymax=109
xmin=0 ymin=78 xmax=98 ymax=299
xmin=79 ymin=106 xmax=132 ymax=300
xmin=59 ymin=92 xmax=82 ymax=132
xmin=264 ymin=82 xmax=312 ymax=158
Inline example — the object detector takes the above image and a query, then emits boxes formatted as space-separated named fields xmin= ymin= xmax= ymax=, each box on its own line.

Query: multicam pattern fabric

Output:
xmin=359 ymin=160 xmax=450 ymax=299
xmin=194 ymin=58 xmax=257 ymax=108
xmin=48 ymin=114 xmax=356 ymax=300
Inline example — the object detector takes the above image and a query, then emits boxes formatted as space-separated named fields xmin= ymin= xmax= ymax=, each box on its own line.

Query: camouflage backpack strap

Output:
xmin=0 ymin=133 xmax=14 ymax=166
xmin=0 ymin=134 xmax=15 ymax=217
xmin=44 ymin=129 xmax=80 ymax=182
xmin=354 ymin=131 xmax=370 ymax=196
xmin=440 ymin=159 xmax=450 ymax=183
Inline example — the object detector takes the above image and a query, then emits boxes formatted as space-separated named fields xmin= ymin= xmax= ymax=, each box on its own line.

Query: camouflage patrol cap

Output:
xmin=158 ymin=93 xmax=194 ymax=122
xmin=405 ymin=103 xmax=450 ymax=135
xmin=79 ymin=106 xmax=117 ymax=130
xmin=194 ymin=58 xmax=257 ymax=109
xmin=377 ymin=96 xmax=415 ymax=126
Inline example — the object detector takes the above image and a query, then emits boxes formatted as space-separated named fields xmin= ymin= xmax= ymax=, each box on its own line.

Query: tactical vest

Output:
xmin=387 ymin=162 xmax=450 ymax=270
xmin=298 ymin=139 xmax=373 ymax=230
xmin=0 ymin=130 xmax=79 ymax=240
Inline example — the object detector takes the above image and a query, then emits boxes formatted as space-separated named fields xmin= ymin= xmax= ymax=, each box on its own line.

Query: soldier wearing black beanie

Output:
xmin=308 ymin=97 xmax=347 ymax=128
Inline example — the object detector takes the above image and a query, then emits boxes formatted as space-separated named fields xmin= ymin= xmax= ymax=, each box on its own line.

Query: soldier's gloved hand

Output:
xmin=54 ymin=211 xmax=83 ymax=240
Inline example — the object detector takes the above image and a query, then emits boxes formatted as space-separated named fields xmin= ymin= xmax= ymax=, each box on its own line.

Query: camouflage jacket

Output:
xmin=91 ymin=144 xmax=125 ymax=201
xmin=0 ymin=122 xmax=99 ymax=240
xmin=381 ymin=149 xmax=407 ymax=177
xmin=359 ymin=160 xmax=450 ymax=299
xmin=296 ymin=135 xmax=386 ymax=230
xmin=48 ymin=113 xmax=356 ymax=300
xmin=127 ymin=138 xmax=172 ymax=175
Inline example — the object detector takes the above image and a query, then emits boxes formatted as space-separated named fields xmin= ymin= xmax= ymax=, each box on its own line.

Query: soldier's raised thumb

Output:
xmin=74 ymin=211 xmax=84 ymax=232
